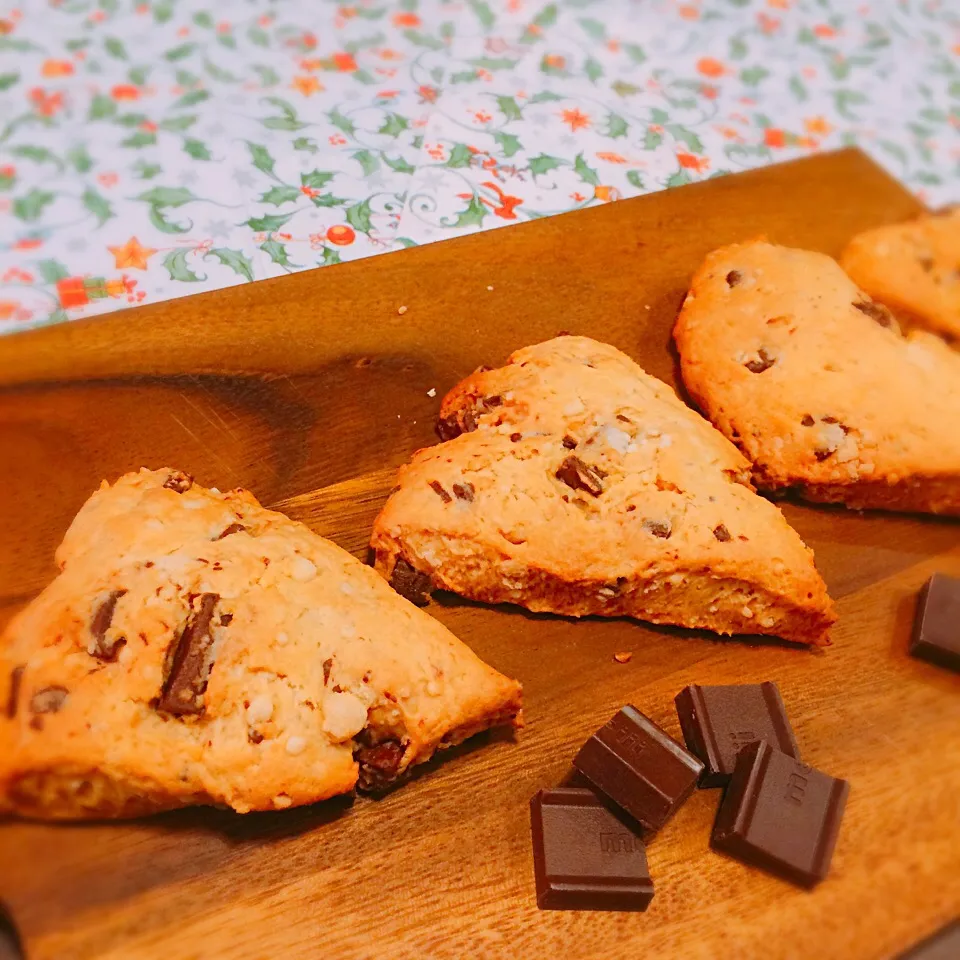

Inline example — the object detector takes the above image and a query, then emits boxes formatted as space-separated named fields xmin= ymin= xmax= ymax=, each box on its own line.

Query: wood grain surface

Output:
xmin=0 ymin=149 xmax=957 ymax=960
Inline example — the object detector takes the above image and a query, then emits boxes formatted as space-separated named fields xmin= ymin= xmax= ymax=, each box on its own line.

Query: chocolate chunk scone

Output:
xmin=371 ymin=336 xmax=834 ymax=646
xmin=0 ymin=469 xmax=522 ymax=819
xmin=840 ymin=208 xmax=960 ymax=341
xmin=674 ymin=240 xmax=960 ymax=515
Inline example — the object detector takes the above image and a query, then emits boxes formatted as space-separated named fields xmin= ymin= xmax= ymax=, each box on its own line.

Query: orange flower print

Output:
xmin=301 ymin=185 xmax=320 ymax=199
xmin=561 ymin=108 xmax=590 ymax=131
xmin=764 ymin=128 xmax=786 ymax=148
xmin=481 ymin=182 xmax=522 ymax=220
xmin=378 ymin=48 xmax=403 ymax=61
xmin=329 ymin=134 xmax=347 ymax=145
xmin=570 ymin=191 xmax=587 ymax=203
xmin=29 ymin=88 xmax=64 ymax=117
xmin=333 ymin=52 xmax=357 ymax=72
xmin=97 ymin=172 xmax=118 ymax=188
xmin=805 ymin=116 xmax=833 ymax=135
xmin=758 ymin=13 xmax=780 ymax=34
xmin=292 ymin=75 xmax=323 ymax=96
xmin=111 ymin=84 xmax=140 ymax=100
xmin=677 ymin=153 xmax=710 ymax=173
xmin=140 ymin=120 xmax=157 ymax=133
xmin=41 ymin=59 xmax=74 ymax=77
xmin=216 ymin=21 xmax=231 ymax=35
xmin=473 ymin=110 xmax=493 ymax=124
xmin=596 ymin=152 xmax=627 ymax=163
xmin=544 ymin=54 xmax=566 ymax=70
xmin=696 ymin=57 xmax=725 ymax=78
xmin=594 ymin=186 xmax=620 ymax=202
xmin=813 ymin=24 xmax=836 ymax=38
xmin=392 ymin=12 xmax=421 ymax=27
xmin=418 ymin=84 xmax=438 ymax=103
xmin=327 ymin=225 xmax=356 ymax=246
xmin=0 ymin=301 xmax=19 ymax=321
xmin=701 ymin=84 xmax=718 ymax=99
xmin=678 ymin=5 xmax=700 ymax=20
xmin=13 ymin=237 xmax=42 ymax=250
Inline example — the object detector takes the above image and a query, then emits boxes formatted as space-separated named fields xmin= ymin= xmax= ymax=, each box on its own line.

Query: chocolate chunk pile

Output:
xmin=530 ymin=683 xmax=850 ymax=911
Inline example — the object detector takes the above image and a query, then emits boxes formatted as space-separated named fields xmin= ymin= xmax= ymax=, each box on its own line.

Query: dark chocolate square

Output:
xmin=530 ymin=787 xmax=654 ymax=911
xmin=573 ymin=705 xmax=703 ymax=835
xmin=711 ymin=740 xmax=849 ymax=889
xmin=675 ymin=682 xmax=800 ymax=788
xmin=911 ymin=574 xmax=960 ymax=673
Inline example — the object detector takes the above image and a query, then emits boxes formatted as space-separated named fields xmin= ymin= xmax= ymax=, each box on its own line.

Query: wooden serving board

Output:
xmin=0 ymin=149 xmax=958 ymax=960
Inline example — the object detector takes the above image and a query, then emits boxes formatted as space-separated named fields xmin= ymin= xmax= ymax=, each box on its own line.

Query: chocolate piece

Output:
xmin=215 ymin=522 xmax=247 ymax=540
xmin=163 ymin=470 xmax=193 ymax=493
xmin=711 ymin=740 xmax=849 ymax=889
xmin=436 ymin=415 xmax=462 ymax=441
xmin=429 ymin=480 xmax=452 ymax=503
xmin=896 ymin=920 xmax=960 ymax=959
xmin=910 ymin=574 xmax=960 ymax=672
xmin=854 ymin=299 xmax=897 ymax=329
xmin=573 ymin=706 xmax=703 ymax=835
xmin=562 ymin=435 xmax=578 ymax=449
xmin=355 ymin=737 xmax=406 ymax=791
xmin=30 ymin=686 xmax=68 ymax=715
xmin=389 ymin=558 xmax=432 ymax=606
xmin=157 ymin=593 xmax=220 ymax=716
xmin=322 ymin=658 xmax=333 ymax=685
xmin=530 ymin=787 xmax=653 ymax=911
xmin=90 ymin=589 xmax=128 ymax=661
xmin=556 ymin=456 xmax=604 ymax=497
xmin=726 ymin=269 xmax=742 ymax=287
xmin=452 ymin=482 xmax=474 ymax=502
xmin=712 ymin=524 xmax=732 ymax=542
xmin=0 ymin=900 xmax=23 ymax=960
xmin=675 ymin=682 xmax=800 ymax=788
xmin=744 ymin=347 xmax=776 ymax=374
xmin=642 ymin=519 xmax=671 ymax=539
xmin=6 ymin=666 xmax=24 ymax=719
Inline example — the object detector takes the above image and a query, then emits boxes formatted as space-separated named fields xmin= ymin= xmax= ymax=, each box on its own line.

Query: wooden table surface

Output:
xmin=0 ymin=149 xmax=957 ymax=960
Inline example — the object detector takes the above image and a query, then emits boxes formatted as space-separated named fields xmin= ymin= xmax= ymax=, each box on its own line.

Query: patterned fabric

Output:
xmin=0 ymin=0 xmax=958 ymax=333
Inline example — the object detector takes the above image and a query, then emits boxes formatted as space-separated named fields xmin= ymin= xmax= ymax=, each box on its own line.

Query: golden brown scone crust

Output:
xmin=840 ymin=208 xmax=960 ymax=340
xmin=371 ymin=336 xmax=834 ymax=646
xmin=674 ymin=240 xmax=960 ymax=516
xmin=0 ymin=469 xmax=521 ymax=819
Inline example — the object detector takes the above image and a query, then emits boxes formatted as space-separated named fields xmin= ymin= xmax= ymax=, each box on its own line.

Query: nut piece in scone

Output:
xmin=371 ymin=336 xmax=834 ymax=646
xmin=674 ymin=239 xmax=960 ymax=516
xmin=840 ymin=208 xmax=960 ymax=341
xmin=0 ymin=469 xmax=522 ymax=819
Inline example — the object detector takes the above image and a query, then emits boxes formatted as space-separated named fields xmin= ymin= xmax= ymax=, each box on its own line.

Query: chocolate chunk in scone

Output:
xmin=371 ymin=336 xmax=834 ymax=646
xmin=0 ymin=469 xmax=522 ymax=819
xmin=675 ymin=240 xmax=960 ymax=516
xmin=840 ymin=208 xmax=960 ymax=342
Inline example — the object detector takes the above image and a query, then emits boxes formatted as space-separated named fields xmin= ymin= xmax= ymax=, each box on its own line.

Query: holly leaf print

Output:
xmin=159 ymin=115 xmax=198 ymax=132
xmin=263 ymin=115 xmax=306 ymax=131
xmin=149 ymin=206 xmax=192 ymax=233
xmin=352 ymin=150 xmax=379 ymax=176
xmin=67 ymin=145 xmax=93 ymax=172
xmin=666 ymin=124 xmax=703 ymax=153
xmin=153 ymin=1 xmax=174 ymax=24
xmin=403 ymin=29 xmax=444 ymax=50
xmin=378 ymin=113 xmax=409 ymax=138
xmin=446 ymin=143 xmax=473 ymax=168
xmin=650 ymin=107 xmax=669 ymax=124
xmin=451 ymin=70 xmax=479 ymax=84
xmin=104 ymin=37 xmax=128 ymax=60
xmin=624 ymin=44 xmax=646 ymax=64
xmin=311 ymin=193 xmax=347 ymax=207
xmin=584 ymin=58 xmax=603 ymax=83
xmin=396 ymin=238 xmax=418 ymax=248
xmin=329 ymin=108 xmax=356 ymax=137
xmin=454 ymin=195 xmax=487 ymax=227
xmin=133 ymin=160 xmax=162 ymax=179
xmin=345 ymin=199 xmax=374 ymax=235
xmin=301 ymin=170 xmax=335 ymax=189
xmin=165 ymin=43 xmax=197 ymax=62
xmin=626 ymin=170 xmax=644 ymax=189
xmin=469 ymin=58 xmax=517 ymax=70
xmin=174 ymin=90 xmax=210 ymax=109
xmin=261 ymin=185 xmax=301 ymax=206
xmin=37 ymin=259 xmax=69 ymax=283
xmin=137 ymin=187 xmax=196 ymax=207
xmin=117 ymin=113 xmax=149 ymax=127
xmin=193 ymin=11 xmax=214 ymax=28
xmin=260 ymin=239 xmax=300 ymax=269
xmin=740 ymin=66 xmax=770 ymax=86
xmin=163 ymin=249 xmax=206 ymax=282
xmin=82 ymin=187 xmax=113 ymax=227
xmin=665 ymin=169 xmax=693 ymax=187
xmin=206 ymin=248 xmax=255 ymax=282
xmin=529 ymin=154 xmax=562 ymax=176
xmin=319 ymin=246 xmax=342 ymax=266
xmin=0 ymin=73 xmax=19 ymax=91
xmin=612 ymin=80 xmax=641 ymax=97
xmin=493 ymin=131 xmax=522 ymax=157
xmin=833 ymin=89 xmax=868 ymax=120
xmin=497 ymin=96 xmax=522 ymax=122
xmin=293 ymin=137 xmax=318 ymax=153
xmin=605 ymin=113 xmax=629 ymax=138
xmin=789 ymin=76 xmax=808 ymax=101
xmin=246 ymin=142 xmax=276 ymax=177
xmin=578 ymin=17 xmax=606 ymax=41
xmin=10 ymin=145 xmax=63 ymax=170
xmin=528 ymin=91 xmax=563 ymax=104
xmin=122 ymin=131 xmax=157 ymax=148
xmin=0 ymin=168 xmax=13 ymax=190
xmin=254 ymin=65 xmax=281 ymax=87
xmin=245 ymin=213 xmax=293 ymax=232
xmin=573 ymin=153 xmax=600 ymax=186
xmin=183 ymin=138 xmax=212 ymax=160
xmin=128 ymin=66 xmax=150 ymax=86
xmin=88 ymin=94 xmax=117 ymax=120
xmin=468 ymin=0 xmax=495 ymax=29
xmin=248 ymin=26 xmax=270 ymax=47
xmin=644 ymin=128 xmax=663 ymax=150
xmin=205 ymin=58 xmax=241 ymax=83
xmin=729 ymin=35 xmax=748 ymax=60
xmin=12 ymin=189 xmax=54 ymax=222
xmin=384 ymin=155 xmax=416 ymax=174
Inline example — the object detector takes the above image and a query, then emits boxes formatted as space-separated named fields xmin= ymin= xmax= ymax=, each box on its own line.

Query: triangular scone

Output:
xmin=371 ymin=337 xmax=834 ymax=646
xmin=674 ymin=240 xmax=960 ymax=516
xmin=840 ymin=208 xmax=960 ymax=341
xmin=0 ymin=469 xmax=521 ymax=819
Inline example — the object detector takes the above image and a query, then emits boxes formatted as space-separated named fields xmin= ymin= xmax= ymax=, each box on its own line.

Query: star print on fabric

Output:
xmin=108 ymin=237 xmax=157 ymax=270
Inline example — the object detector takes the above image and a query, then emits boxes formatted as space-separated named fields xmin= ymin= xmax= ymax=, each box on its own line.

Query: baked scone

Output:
xmin=0 ymin=469 xmax=522 ymax=819
xmin=674 ymin=240 xmax=960 ymax=516
xmin=371 ymin=336 xmax=834 ymax=646
xmin=840 ymin=208 xmax=960 ymax=340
